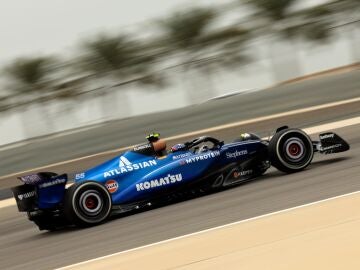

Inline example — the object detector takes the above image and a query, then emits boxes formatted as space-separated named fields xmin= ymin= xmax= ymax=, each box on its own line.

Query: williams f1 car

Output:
xmin=12 ymin=127 xmax=349 ymax=230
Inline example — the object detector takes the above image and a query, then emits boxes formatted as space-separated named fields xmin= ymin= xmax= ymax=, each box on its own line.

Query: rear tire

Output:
xmin=269 ymin=128 xmax=314 ymax=173
xmin=64 ymin=181 xmax=112 ymax=226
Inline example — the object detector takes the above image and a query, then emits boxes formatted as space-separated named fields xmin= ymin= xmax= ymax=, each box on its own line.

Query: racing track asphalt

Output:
xmin=0 ymin=69 xmax=359 ymax=177
xmin=0 ymin=69 xmax=359 ymax=200
xmin=0 ymin=98 xmax=359 ymax=200
xmin=0 ymin=120 xmax=359 ymax=270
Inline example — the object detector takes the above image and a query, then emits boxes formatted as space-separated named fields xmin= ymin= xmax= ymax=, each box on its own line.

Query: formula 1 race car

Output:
xmin=12 ymin=127 xmax=349 ymax=230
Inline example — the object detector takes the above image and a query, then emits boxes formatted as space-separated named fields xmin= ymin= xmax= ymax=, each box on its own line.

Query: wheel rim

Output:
xmin=284 ymin=138 xmax=305 ymax=161
xmin=85 ymin=195 xmax=98 ymax=209
xmin=79 ymin=190 xmax=103 ymax=216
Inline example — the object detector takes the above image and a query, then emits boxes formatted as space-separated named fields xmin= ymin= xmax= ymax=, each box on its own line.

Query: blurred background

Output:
xmin=0 ymin=0 xmax=359 ymax=146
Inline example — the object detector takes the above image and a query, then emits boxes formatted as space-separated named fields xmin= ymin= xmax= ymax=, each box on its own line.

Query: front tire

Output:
xmin=64 ymin=181 xmax=112 ymax=226
xmin=269 ymin=128 xmax=314 ymax=173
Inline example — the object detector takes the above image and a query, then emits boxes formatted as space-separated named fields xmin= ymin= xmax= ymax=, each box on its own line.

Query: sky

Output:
xmin=0 ymin=0 xmax=350 ymax=144
xmin=0 ymin=0 xmax=328 ymax=66
xmin=0 ymin=0 xmax=233 ymax=65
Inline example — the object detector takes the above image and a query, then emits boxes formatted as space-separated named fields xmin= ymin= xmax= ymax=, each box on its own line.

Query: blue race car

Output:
xmin=12 ymin=127 xmax=349 ymax=230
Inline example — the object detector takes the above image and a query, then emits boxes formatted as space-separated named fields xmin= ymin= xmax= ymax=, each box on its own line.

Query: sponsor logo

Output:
xmin=133 ymin=143 xmax=152 ymax=151
xmin=321 ymin=144 xmax=342 ymax=151
xmin=136 ymin=174 xmax=182 ymax=191
xmin=105 ymin=180 xmax=119 ymax=193
xmin=184 ymin=151 xmax=220 ymax=164
xmin=233 ymin=169 xmax=253 ymax=178
xmin=75 ymin=173 xmax=85 ymax=180
xmin=103 ymin=157 xmax=157 ymax=178
xmin=320 ymin=134 xmax=335 ymax=140
xmin=226 ymin=150 xmax=248 ymax=159
xmin=17 ymin=191 xmax=36 ymax=201
xmin=172 ymin=153 xmax=191 ymax=160
xmin=119 ymin=156 xmax=132 ymax=167
xmin=20 ymin=174 xmax=42 ymax=184
xmin=38 ymin=178 xmax=66 ymax=189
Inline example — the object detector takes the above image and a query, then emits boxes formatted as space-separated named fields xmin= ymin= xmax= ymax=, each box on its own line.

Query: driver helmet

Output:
xmin=146 ymin=132 xmax=161 ymax=143
xmin=199 ymin=145 xmax=209 ymax=153
xmin=235 ymin=132 xmax=261 ymax=142
xmin=146 ymin=132 xmax=167 ymax=155
xmin=240 ymin=133 xmax=251 ymax=140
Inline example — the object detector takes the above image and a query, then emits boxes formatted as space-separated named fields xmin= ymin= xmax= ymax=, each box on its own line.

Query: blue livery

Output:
xmin=11 ymin=127 xmax=349 ymax=230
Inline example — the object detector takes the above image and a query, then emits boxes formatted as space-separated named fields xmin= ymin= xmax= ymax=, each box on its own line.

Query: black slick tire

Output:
xmin=269 ymin=128 xmax=314 ymax=173
xmin=64 ymin=181 xmax=112 ymax=227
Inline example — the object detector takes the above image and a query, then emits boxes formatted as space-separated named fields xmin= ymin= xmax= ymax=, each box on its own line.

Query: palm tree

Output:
xmin=239 ymin=0 xmax=334 ymax=82
xmin=157 ymin=7 xmax=250 ymax=102
xmin=250 ymin=0 xmax=297 ymax=21
xmin=3 ymin=56 xmax=82 ymax=137
xmin=77 ymin=34 xmax=164 ymax=120
xmin=241 ymin=0 xmax=334 ymax=39
xmin=3 ymin=56 xmax=60 ymax=136
xmin=320 ymin=0 xmax=360 ymax=62
xmin=0 ymin=95 xmax=11 ymax=113
xmin=78 ymin=34 xmax=164 ymax=84
xmin=4 ymin=57 xmax=56 ymax=94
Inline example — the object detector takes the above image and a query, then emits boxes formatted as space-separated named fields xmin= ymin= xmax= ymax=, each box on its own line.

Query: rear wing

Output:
xmin=12 ymin=173 xmax=68 ymax=212
xmin=18 ymin=172 xmax=58 ymax=185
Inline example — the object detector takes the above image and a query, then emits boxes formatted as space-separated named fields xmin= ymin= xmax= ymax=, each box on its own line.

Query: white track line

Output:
xmin=1 ymin=115 xmax=359 ymax=209
xmin=56 ymin=190 xmax=360 ymax=270
xmin=0 ymin=96 xmax=359 ymax=181
xmin=169 ymin=97 xmax=360 ymax=137
xmin=0 ymin=198 xmax=15 ymax=208
xmin=303 ymin=116 xmax=360 ymax=134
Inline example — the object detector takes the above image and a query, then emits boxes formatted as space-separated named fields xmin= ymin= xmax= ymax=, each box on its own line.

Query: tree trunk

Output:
xmin=38 ymin=101 xmax=55 ymax=133
xmin=348 ymin=22 xmax=360 ymax=63
xmin=99 ymin=86 xmax=131 ymax=122
xmin=181 ymin=65 xmax=198 ymax=105
xmin=200 ymin=64 xmax=217 ymax=100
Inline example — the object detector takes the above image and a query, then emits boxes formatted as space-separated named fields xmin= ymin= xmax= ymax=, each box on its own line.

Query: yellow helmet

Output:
xmin=146 ymin=133 xmax=160 ymax=142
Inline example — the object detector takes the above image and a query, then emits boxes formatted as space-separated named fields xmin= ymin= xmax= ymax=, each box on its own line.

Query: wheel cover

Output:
xmin=79 ymin=190 xmax=103 ymax=216
xmin=284 ymin=138 xmax=305 ymax=161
